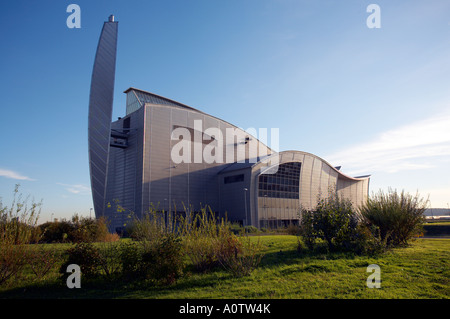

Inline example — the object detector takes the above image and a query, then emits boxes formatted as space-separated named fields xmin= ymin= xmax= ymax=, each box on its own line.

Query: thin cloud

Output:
xmin=326 ymin=112 xmax=450 ymax=175
xmin=0 ymin=168 xmax=35 ymax=181
xmin=57 ymin=183 xmax=91 ymax=195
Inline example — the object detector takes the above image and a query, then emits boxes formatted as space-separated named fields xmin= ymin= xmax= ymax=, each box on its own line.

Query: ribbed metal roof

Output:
xmin=124 ymin=87 xmax=202 ymax=112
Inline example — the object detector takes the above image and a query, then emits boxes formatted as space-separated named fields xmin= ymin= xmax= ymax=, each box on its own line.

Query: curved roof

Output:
xmin=123 ymin=87 xmax=274 ymax=153
xmin=122 ymin=89 xmax=370 ymax=182
xmin=220 ymin=150 xmax=370 ymax=182
xmin=124 ymin=87 xmax=203 ymax=113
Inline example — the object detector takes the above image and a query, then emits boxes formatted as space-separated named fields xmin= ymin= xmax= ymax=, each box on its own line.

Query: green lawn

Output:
xmin=0 ymin=236 xmax=448 ymax=299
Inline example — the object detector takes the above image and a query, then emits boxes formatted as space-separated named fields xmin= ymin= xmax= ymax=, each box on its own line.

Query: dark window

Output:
xmin=224 ymin=174 xmax=245 ymax=184
xmin=258 ymin=162 xmax=301 ymax=199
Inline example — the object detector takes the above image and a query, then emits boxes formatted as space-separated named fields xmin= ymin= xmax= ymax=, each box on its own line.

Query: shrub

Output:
xmin=179 ymin=207 xmax=264 ymax=276
xmin=38 ymin=220 xmax=74 ymax=243
xmin=179 ymin=208 xmax=250 ymax=273
xmin=299 ymin=210 xmax=316 ymax=250
xmin=142 ymin=233 xmax=184 ymax=285
xmin=39 ymin=215 xmax=115 ymax=244
xmin=120 ymin=241 xmax=145 ymax=280
xmin=0 ymin=245 xmax=28 ymax=286
xmin=218 ymin=234 xmax=264 ymax=277
xmin=127 ymin=208 xmax=173 ymax=242
xmin=286 ymin=223 xmax=301 ymax=236
xmin=0 ymin=185 xmax=42 ymax=286
xmin=179 ymin=208 xmax=224 ymax=272
xmin=97 ymin=241 xmax=123 ymax=280
xmin=26 ymin=245 xmax=61 ymax=281
xmin=350 ymin=224 xmax=386 ymax=255
xmin=244 ymin=225 xmax=259 ymax=234
xmin=60 ymin=242 xmax=103 ymax=281
xmin=298 ymin=190 xmax=385 ymax=255
xmin=299 ymin=191 xmax=356 ymax=251
xmin=359 ymin=189 xmax=428 ymax=247
xmin=69 ymin=215 xmax=111 ymax=243
xmin=119 ymin=234 xmax=184 ymax=285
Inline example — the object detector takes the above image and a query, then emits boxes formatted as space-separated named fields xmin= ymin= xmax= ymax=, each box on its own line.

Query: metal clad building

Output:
xmin=88 ymin=17 xmax=370 ymax=231
xmin=88 ymin=16 xmax=118 ymax=219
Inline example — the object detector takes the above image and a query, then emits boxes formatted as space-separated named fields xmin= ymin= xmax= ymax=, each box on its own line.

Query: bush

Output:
xmin=142 ymin=233 xmax=184 ymax=285
xmin=300 ymin=191 xmax=356 ymax=251
xmin=70 ymin=215 xmax=110 ymax=243
xmin=179 ymin=208 xmax=224 ymax=272
xmin=286 ymin=223 xmax=300 ymax=236
xmin=60 ymin=242 xmax=103 ymax=281
xmin=120 ymin=241 xmax=145 ymax=280
xmin=38 ymin=220 xmax=74 ymax=243
xmin=299 ymin=210 xmax=317 ymax=250
xmin=178 ymin=207 xmax=264 ymax=276
xmin=0 ymin=185 xmax=42 ymax=286
xmin=218 ymin=234 xmax=264 ymax=277
xmin=359 ymin=189 xmax=428 ymax=247
xmin=97 ymin=241 xmax=123 ymax=280
xmin=39 ymin=215 xmax=115 ymax=243
xmin=244 ymin=225 xmax=259 ymax=234
xmin=299 ymin=190 xmax=386 ymax=255
xmin=120 ymin=234 xmax=184 ymax=285
xmin=26 ymin=245 xmax=60 ymax=281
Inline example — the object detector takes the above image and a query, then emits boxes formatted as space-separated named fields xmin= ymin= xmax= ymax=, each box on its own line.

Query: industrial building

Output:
xmin=88 ymin=16 xmax=370 ymax=231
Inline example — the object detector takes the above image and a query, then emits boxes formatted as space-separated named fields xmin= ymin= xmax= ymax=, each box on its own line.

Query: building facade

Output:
xmin=88 ymin=17 xmax=370 ymax=231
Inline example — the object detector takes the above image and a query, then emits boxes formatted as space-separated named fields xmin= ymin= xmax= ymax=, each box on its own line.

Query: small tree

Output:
xmin=359 ymin=189 xmax=428 ymax=247
xmin=313 ymin=191 xmax=355 ymax=251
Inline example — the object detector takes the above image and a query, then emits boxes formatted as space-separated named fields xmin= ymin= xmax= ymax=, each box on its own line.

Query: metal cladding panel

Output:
xmin=88 ymin=20 xmax=118 ymax=218
xmin=186 ymin=111 xmax=207 ymax=210
xmin=319 ymin=164 xmax=329 ymax=196
xmin=103 ymin=110 xmax=145 ymax=230
xmin=219 ymin=170 xmax=251 ymax=222
xmin=203 ymin=115 xmax=222 ymax=208
xmin=300 ymin=154 xmax=314 ymax=209
xmin=169 ymin=108 xmax=190 ymax=211
xmin=148 ymin=106 xmax=171 ymax=209
xmin=311 ymin=158 xmax=322 ymax=201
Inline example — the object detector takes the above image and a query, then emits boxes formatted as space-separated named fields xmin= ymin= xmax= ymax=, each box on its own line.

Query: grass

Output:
xmin=0 ymin=236 xmax=448 ymax=299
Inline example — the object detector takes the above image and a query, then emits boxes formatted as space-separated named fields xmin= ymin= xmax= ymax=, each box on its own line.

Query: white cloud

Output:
xmin=0 ymin=168 xmax=35 ymax=181
xmin=57 ymin=183 xmax=91 ymax=195
xmin=326 ymin=111 xmax=450 ymax=175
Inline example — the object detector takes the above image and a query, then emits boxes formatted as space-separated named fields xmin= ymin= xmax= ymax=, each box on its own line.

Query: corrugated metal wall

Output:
xmin=88 ymin=20 xmax=118 ymax=219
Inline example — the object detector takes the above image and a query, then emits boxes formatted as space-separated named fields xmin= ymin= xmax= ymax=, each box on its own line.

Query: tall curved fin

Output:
xmin=88 ymin=17 xmax=118 ymax=218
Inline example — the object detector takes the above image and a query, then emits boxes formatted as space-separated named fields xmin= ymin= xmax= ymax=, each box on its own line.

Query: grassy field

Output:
xmin=0 ymin=235 xmax=448 ymax=299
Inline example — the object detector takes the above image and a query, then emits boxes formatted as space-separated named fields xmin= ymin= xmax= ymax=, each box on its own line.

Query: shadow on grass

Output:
xmin=0 ymin=267 xmax=237 ymax=299
xmin=0 ymin=242 xmax=379 ymax=299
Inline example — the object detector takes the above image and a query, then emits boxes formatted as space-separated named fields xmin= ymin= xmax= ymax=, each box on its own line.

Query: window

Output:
xmin=258 ymin=162 xmax=301 ymax=199
xmin=224 ymin=174 xmax=245 ymax=184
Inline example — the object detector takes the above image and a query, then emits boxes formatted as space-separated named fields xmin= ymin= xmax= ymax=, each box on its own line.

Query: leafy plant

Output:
xmin=359 ymin=189 xmax=428 ymax=247
xmin=299 ymin=190 xmax=356 ymax=252
xmin=60 ymin=242 xmax=103 ymax=281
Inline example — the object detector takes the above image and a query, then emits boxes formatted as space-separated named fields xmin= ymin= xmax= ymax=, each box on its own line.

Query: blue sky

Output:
xmin=1 ymin=0 xmax=450 ymax=223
